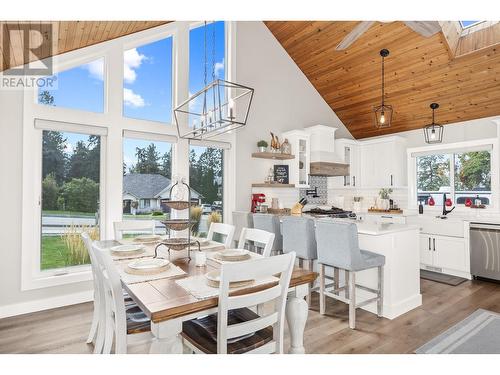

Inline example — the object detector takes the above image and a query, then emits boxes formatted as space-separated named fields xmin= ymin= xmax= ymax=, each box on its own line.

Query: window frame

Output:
xmin=21 ymin=21 xmax=236 ymax=290
xmin=407 ymin=138 xmax=499 ymax=212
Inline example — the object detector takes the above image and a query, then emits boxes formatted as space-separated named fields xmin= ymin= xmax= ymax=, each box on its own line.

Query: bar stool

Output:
xmin=252 ymin=213 xmax=282 ymax=255
xmin=282 ymin=216 xmax=317 ymax=304
xmin=315 ymin=220 xmax=385 ymax=329
xmin=232 ymin=211 xmax=253 ymax=248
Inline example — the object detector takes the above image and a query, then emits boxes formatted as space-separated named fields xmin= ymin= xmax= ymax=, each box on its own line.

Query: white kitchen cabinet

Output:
xmin=330 ymin=138 xmax=360 ymax=188
xmin=281 ymin=130 xmax=311 ymax=188
xmin=419 ymin=233 xmax=468 ymax=277
xmin=359 ymin=136 xmax=407 ymax=188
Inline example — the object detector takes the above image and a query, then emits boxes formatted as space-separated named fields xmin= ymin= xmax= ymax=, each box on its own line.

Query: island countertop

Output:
xmin=298 ymin=215 xmax=420 ymax=236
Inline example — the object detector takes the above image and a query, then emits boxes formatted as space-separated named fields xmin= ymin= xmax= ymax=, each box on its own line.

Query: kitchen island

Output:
xmin=284 ymin=216 xmax=422 ymax=319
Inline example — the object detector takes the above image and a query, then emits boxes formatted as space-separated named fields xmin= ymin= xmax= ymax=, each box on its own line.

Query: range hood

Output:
xmin=304 ymin=125 xmax=349 ymax=177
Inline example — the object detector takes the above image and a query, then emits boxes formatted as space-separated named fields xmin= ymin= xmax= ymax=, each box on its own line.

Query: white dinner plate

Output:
xmin=133 ymin=234 xmax=161 ymax=243
xmin=213 ymin=249 xmax=251 ymax=261
xmin=128 ymin=258 xmax=170 ymax=270
xmin=110 ymin=244 xmax=144 ymax=253
xmin=205 ymin=270 xmax=254 ymax=288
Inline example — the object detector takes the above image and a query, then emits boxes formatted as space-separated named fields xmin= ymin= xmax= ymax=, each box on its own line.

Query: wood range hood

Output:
xmin=310 ymin=161 xmax=349 ymax=176
xmin=305 ymin=125 xmax=350 ymax=177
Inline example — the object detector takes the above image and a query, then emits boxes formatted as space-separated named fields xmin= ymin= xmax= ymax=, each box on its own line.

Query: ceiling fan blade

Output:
xmin=336 ymin=21 xmax=375 ymax=50
xmin=404 ymin=21 xmax=442 ymax=37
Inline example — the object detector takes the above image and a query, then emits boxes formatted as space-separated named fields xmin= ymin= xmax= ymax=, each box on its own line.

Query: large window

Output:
xmin=123 ymin=37 xmax=173 ymax=123
xmin=38 ymin=58 xmax=104 ymax=113
xmin=416 ymin=150 xmax=491 ymax=206
xmin=189 ymin=21 xmax=225 ymax=94
xmin=122 ymin=137 xmax=172 ymax=236
xmin=189 ymin=145 xmax=224 ymax=237
xmin=41 ymin=130 xmax=101 ymax=270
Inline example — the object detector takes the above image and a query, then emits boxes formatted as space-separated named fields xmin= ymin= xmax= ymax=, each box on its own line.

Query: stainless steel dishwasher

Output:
xmin=470 ymin=222 xmax=500 ymax=281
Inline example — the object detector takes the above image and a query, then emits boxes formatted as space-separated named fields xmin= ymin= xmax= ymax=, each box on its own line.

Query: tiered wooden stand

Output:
xmin=154 ymin=180 xmax=200 ymax=261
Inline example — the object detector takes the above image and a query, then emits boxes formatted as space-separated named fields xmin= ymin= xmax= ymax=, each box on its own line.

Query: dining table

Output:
xmin=97 ymin=238 xmax=318 ymax=354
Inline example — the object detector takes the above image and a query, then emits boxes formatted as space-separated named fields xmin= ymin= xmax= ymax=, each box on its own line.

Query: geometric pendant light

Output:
xmin=373 ymin=49 xmax=393 ymax=129
xmin=174 ymin=21 xmax=254 ymax=140
xmin=423 ymin=102 xmax=444 ymax=144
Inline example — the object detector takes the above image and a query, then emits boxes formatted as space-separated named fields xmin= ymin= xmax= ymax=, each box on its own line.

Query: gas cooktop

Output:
xmin=303 ymin=206 xmax=357 ymax=219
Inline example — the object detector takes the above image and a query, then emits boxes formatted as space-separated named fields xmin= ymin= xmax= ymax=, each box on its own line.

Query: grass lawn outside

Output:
xmin=41 ymin=235 xmax=90 ymax=270
xmin=123 ymin=213 xmax=169 ymax=220
xmin=42 ymin=210 xmax=96 ymax=217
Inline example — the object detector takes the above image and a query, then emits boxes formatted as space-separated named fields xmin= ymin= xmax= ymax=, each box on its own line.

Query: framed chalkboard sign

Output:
xmin=274 ymin=164 xmax=289 ymax=184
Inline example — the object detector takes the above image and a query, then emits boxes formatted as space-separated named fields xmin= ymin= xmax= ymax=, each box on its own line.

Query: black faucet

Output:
xmin=442 ymin=193 xmax=455 ymax=216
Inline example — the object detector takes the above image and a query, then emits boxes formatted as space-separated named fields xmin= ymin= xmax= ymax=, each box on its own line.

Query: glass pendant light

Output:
xmin=174 ymin=21 xmax=254 ymax=140
xmin=423 ymin=103 xmax=444 ymax=144
xmin=373 ymin=49 xmax=393 ymax=129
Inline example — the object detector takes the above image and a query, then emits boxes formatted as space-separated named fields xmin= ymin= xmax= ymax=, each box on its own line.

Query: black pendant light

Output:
xmin=423 ymin=103 xmax=444 ymax=144
xmin=373 ymin=49 xmax=393 ymax=129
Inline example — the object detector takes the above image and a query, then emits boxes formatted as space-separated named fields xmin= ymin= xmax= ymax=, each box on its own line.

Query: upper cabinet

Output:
xmin=281 ymin=130 xmax=311 ymax=188
xmin=359 ymin=136 xmax=407 ymax=188
xmin=330 ymin=136 xmax=407 ymax=189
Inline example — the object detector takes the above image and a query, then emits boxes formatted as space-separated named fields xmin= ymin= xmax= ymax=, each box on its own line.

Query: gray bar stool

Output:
xmin=282 ymin=216 xmax=317 ymax=304
xmin=252 ymin=214 xmax=282 ymax=255
xmin=315 ymin=220 xmax=385 ymax=329
xmin=232 ymin=211 xmax=253 ymax=248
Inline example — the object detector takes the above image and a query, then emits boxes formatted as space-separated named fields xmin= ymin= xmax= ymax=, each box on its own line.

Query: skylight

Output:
xmin=460 ymin=21 xmax=484 ymax=29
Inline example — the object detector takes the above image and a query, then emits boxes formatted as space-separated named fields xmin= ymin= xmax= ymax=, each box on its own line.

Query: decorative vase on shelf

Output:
xmin=280 ymin=138 xmax=291 ymax=154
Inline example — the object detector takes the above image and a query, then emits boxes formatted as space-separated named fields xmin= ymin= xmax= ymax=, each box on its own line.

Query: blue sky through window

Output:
xmin=123 ymin=37 xmax=173 ymax=123
xmin=38 ymin=58 xmax=104 ymax=112
xmin=123 ymin=138 xmax=172 ymax=174
xmin=460 ymin=21 xmax=482 ymax=28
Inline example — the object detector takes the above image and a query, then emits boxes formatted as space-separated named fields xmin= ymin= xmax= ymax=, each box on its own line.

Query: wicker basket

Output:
xmin=161 ymin=237 xmax=197 ymax=251
xmin=164 ymin=201 xmax=191 ymax=210
xmin=161 ymin=219 xmax=192 ymax=231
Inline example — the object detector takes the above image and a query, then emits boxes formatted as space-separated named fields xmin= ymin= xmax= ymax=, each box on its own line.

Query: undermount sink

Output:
xmin=406 ymin=215 xmax=465 ymax=237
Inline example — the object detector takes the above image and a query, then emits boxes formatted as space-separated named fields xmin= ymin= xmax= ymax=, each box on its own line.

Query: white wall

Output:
xmin=233 ymin=21 xmax=352 ymax=211
xmin=0 ymin=89 xmax=93 ymax=315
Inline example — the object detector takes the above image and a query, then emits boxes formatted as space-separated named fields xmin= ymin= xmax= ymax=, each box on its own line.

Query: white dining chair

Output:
xmin=92 ymin=243 xmax=153 ymax=354
xmin=181 ymin=252 xmax=296 ymax=354
xmin=81 ymin=232 xmax=106 ymax=354
xmin=113 ymin=220 xmax=156 ymax=240
xmin=206 ymin=222 xmax=235 ymax=248
xmin=238 ymin=228 xmax=275 ymax=258
xmin=232 ymin=211 xmax=253 ymax=247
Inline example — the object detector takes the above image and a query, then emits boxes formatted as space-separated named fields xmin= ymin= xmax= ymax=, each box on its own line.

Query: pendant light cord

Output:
xmin=381 ymin=54 xmax=385 ymax=106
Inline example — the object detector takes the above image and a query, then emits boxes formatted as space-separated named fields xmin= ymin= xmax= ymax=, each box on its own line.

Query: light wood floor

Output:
xmin=2 ymin=278 xmax=500 ymax=354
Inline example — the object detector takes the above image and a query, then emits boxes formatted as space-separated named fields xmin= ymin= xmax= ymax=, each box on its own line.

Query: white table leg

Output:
xmin=149 ymin=319 xmax=184 ymax=354
xmin=286 ymin=284 xmax=309 ymax=354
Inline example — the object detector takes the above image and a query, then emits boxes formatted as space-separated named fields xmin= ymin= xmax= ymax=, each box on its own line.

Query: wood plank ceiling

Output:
xmin=0 ymin=21 xmax=169 ymax=72
xmin=265 ymin=21 xmax=500 ymax=139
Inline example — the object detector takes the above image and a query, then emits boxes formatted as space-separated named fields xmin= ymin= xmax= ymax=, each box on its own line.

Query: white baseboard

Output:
xmin=0 ymin=290 xmax=94 ymax=319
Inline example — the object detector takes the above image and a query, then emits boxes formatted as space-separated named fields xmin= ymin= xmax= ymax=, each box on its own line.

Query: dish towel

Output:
xmin=175 ymin=274 xmax=278 ymax=300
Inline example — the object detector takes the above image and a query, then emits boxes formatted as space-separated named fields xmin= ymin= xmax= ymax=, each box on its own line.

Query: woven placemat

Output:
xmin=124 ymin=263 xmax=170 ymax=276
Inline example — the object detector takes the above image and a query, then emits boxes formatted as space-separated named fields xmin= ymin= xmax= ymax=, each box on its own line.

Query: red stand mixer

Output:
xmin=251 ymin=193 xmax=266 ymax=213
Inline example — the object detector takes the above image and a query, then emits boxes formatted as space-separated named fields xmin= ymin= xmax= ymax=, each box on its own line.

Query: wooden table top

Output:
xmin=121 ymin=256 xmax=318 ymax=323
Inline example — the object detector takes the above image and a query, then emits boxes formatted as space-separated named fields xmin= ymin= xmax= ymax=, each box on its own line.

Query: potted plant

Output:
xmin=378 ymin=188 xmax=393 ymax=210
xmin=257 ymin=140 xmax=268 ymax=153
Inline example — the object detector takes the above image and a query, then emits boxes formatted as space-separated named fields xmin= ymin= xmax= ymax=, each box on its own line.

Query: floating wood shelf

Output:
xmin=251 ymin=183 xmax=296 ymax=188
xmin=251 ymin=152 xmax=295 ymax=160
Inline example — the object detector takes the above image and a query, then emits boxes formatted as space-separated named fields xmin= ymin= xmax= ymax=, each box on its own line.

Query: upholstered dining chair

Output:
xmin=237 ymin=228 xmax=275 ymax=258
xmin=181 ymin=252 xmax=296 ymax=354
xmin=206 ymin=222 xmax=235 ymax=248
xmin=113 ymin=220 xmax=156 ymax=240
xmin=315 ymin=220 xmax=385 ymax=329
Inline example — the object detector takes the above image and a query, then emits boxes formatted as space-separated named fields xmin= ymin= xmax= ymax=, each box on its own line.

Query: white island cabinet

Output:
xmin=354 ymin=222 xmax=422 ymax=319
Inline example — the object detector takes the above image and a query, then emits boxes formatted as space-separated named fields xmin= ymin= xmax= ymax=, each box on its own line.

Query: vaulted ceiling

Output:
xmin=0 ymin=21 xmax=169 ymax=72
xmin=265 ymin=21 xmax=500 ymax=139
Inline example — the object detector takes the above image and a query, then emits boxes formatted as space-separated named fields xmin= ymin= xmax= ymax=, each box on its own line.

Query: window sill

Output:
xmin=22 ymin=265 xmax=93 ymax=291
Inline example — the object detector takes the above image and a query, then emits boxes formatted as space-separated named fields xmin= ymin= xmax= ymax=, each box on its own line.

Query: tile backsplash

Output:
xmin=327 ymin=186 xmax=408 ymax=211
xmin=300 ymin=176 xmax=328 ymax=205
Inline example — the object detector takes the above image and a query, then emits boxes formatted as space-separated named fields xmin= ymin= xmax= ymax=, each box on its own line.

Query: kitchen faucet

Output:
xmin=442 ymin=193 xmax=455 ymax=216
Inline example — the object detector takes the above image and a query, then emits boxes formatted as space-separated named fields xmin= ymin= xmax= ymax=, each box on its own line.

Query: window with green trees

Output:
xmin=41 ymin=130 xmax=101 ymax=270
xmin=416 ymin=150 xmax=491 ymax=206
xmin=189 ymin=145 xmax=224 ymax=236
